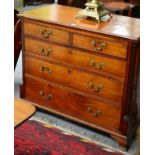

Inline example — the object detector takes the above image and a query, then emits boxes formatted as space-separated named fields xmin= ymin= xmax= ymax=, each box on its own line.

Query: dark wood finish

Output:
xmin=59 ymin=0 xmax=136 ymax=17
xmin=18 ymin=4 xmax=140 ymax=149
xmin=24 ymin=0 xmax=54 ymax=6
xmin=58 ymin=0 xmax=86 ymax=8
xmin=102 ymin=0 xmax=135 ymax=17
xmin=14 ymin=9 xmax=22 ymax=69
xmin=14 ymin=9 xmax=19 ymax=26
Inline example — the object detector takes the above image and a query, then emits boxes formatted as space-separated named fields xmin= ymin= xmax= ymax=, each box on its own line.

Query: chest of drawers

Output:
xmin=18 ymin=4 xmax=140 ymax=149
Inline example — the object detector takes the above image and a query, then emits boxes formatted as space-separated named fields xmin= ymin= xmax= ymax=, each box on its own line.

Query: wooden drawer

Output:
xmin=25 ymin=56 xmax=124 ymax=102
xmin=73 ymin=34 xmax=128 ymax=58
xmin=23 ymin=22 xmax=70 ymax=45
xmin=23 ymin=77 xmax=121 ymax=130
xmin=25 ymin=38 xmax=126 ymax=78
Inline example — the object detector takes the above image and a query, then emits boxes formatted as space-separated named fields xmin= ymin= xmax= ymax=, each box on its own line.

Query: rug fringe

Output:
xmin=30 ymin=116 xmax=129 ymax=155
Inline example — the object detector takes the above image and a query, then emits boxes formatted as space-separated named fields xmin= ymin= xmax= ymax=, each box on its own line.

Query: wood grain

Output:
xmin=24 ymin=21 xmax=70 ymax=45
xmin=73 ymin=33 xmax=128 ymax=58
xmin=18 ymin=4 xmax=140 ymax=149
xmin=25 ymin=37 xmax=126 ymax=78
xmin=24 ymin=55 xmax=124 ymax=102
xmin=23 ymin=77 xmax=121 ymax=130
xmin=14 ymin=97 xmax=36 ymax=127
xmin=18 ymin=4 xmax=140 ymax=41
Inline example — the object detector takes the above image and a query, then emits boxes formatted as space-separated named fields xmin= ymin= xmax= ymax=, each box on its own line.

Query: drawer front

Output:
xmin=24 ymin=77 xmax=121 ymax=130
xmin=24 ymin=22 xmax=70 ymax=45
xmin=25 ymin=38 xmax=126 ymax=78
xmin=73 ymin=34 xmax=128 ymax=58
xmin=25 ymin=56 xmax=124 ymax=102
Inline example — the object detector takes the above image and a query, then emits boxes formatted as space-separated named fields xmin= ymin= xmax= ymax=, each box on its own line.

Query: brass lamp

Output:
xmin=76 ymin=0 xmax=112 ymax=22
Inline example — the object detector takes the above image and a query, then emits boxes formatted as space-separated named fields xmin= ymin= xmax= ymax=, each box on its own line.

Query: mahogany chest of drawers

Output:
xmin=18 ymin=4 xmax=140 ymax=149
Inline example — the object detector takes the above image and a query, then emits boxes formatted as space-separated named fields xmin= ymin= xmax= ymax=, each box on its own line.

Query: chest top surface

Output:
xmin=18 ymin=4 xmax=140 ymax=41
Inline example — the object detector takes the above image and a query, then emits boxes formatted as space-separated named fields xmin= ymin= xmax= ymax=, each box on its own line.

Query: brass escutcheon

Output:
xmin=87 ymin=107 xmax=101 ymax=117
xmin=40 ymin=28 xmax=53 ymax=39
xmin=90 ymin=40 xmax=106 ymax=51
xmin=39 ymin=90 xmax=53 ymax=100
xmin=39 ymin=47 xmax=52 ymax=56
xmin=40 ymin=66 xmax=52 ymax=75
xmin=90 ymin=60 xmax=105 ymax=70
xmin=92 ymin=110 xmax=101 ymax=117
xmin=88 ymin=81 xmax=103 ymax=92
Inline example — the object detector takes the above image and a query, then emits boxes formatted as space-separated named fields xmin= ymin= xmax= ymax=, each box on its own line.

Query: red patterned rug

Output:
xmin=14 ymin=120 xmax=124 ymax=155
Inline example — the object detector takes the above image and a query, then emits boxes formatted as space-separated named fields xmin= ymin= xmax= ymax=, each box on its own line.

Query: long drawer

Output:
xmin=25 ymin=37 xmax=126 ymax=78
xmin=24 ymin=56 xmax=124 ymax=102
xmin=73 ymin=34 xmax=128 ymax=58
xmin=23 ymin=22 xmax=70 ymax=45
xmin=23 ymin=77 xmax=121 ymax=130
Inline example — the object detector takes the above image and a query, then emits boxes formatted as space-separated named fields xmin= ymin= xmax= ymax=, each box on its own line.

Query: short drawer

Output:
xmin=73 ymin=34 xmax=128 ymax=58
xmin=23 ymin=22 xmax=70 ymax=45
xmin=23 ymin=77 xmax=121 ymax=130
xmin=25 ymin=38 xmax=126 ymax=78
xmin=25 ymin=56 xmax=124 ymax=102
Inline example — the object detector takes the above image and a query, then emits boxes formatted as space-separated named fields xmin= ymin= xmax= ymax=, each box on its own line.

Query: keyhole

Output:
xmin=68 ymin=70 xmax=72 ymax=74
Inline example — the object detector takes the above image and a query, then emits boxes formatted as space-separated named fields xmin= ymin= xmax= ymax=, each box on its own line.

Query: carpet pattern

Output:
xmin=15 ymin=120 xmax=125 ymax=155
xmin=30 ymin=111 xmax=119 ymax=149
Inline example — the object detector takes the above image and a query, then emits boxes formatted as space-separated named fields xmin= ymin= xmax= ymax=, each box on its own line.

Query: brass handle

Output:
xmin=88 ymin=81 xmax=94 ymax=88
xmin=39 ymin=47 xmax=52 ymax=56
xmin=92 ymin=110 xmax=101 ymax=117
xmin=91 ymin=40 xmax=106 ymax=51
xmin=90 ymin=60 xmax=105 ymax=70
xmin=39 ymin=91 xmax=53 ymax=100
xmin=40 ymin=66 xmax=52 ymax=75
xmin=87 ymin=107 xmax=101 ymax=117
xmin=87 ymin=107 xmax=93 ymax=113
xmin=40 ymin=28 xmax=53 ymax=39
xmin=88 ymin=81 xmax=103 ymax=92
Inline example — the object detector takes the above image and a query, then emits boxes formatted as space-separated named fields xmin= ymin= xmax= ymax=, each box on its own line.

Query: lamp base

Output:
xmin=76 ymin=1 xmax=112 ymax=22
